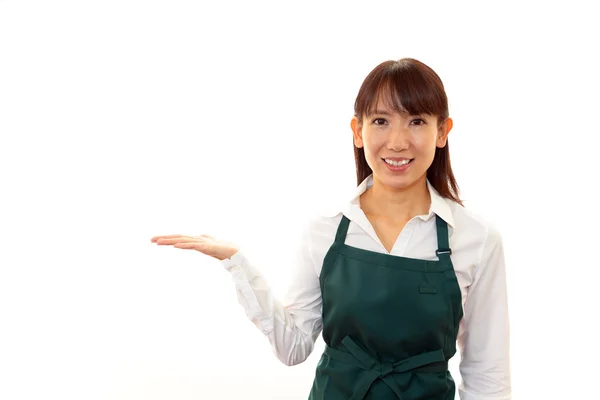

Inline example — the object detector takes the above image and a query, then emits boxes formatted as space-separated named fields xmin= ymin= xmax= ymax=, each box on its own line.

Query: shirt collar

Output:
xmin=324 ymin=173 xmax=455 ymax=229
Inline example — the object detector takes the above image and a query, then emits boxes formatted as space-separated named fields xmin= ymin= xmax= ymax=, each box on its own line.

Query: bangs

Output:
xmin=355 ymin=60 xmax=449 ymax=122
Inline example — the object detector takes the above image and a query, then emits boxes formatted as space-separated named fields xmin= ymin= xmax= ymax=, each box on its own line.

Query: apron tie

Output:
xmin=324 ymin=336 xmax=448 ymax=400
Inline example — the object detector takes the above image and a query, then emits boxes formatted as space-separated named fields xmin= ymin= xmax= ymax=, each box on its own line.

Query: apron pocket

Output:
xmin=420 ymin=286 xmax=438 ymax=294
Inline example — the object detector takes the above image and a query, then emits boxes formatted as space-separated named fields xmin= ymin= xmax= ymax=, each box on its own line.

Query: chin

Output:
xmin=377 ymin=168 xmax=425 ymax=188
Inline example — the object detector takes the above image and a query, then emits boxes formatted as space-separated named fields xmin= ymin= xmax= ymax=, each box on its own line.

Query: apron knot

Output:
xmin=379 ymin=361 xmax=394 ymax=377
xmin=324 ymin=336 xmax=449 ymax=400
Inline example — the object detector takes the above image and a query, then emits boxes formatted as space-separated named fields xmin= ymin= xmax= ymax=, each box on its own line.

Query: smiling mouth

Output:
xmin=382 ymin=158 xmax=414 ymax=166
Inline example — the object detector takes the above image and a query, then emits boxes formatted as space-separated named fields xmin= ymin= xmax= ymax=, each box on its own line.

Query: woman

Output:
xmin=151 ymin=58 xmax=511 ymax=399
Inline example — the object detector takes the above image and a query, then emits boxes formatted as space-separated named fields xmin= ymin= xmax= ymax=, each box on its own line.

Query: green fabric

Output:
xmin=308 ymin=215 xmax=464 ymax=399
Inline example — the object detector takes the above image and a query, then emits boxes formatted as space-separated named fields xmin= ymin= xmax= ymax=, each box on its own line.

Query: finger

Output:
xmin=157 ymin=237 xmax=208 ymax=247
xmin=174 ymin=242 xmax=208 ymax=250
xmin=151 ymin=234 xmax=186 ymax=242
xmin=153 ymin=235 xmax=195 ymax=244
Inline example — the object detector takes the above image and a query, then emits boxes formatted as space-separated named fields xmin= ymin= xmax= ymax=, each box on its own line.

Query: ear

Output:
xmin=436 ymin=117 xmax=453 ymax=148
xmin=351 ymin=116 xmax=363 ymax=148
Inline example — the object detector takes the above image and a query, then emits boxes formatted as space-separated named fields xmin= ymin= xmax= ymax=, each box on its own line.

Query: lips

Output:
xmin=382 ymin=158 xmax=414 ymax=165
xmin=382 ymin=157 xmax=413 ymax=162
xmin=382 ymin=157 xmax=414 ymax=172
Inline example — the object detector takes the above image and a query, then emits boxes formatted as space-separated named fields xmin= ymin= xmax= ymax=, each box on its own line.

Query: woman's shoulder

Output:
xmin=447 ymin=199 xmax=504 ymax=246
xmin=303 ymin=203 xmax=344 ymax=235
xmin=288 ymin=199 xmax=347 ymax=252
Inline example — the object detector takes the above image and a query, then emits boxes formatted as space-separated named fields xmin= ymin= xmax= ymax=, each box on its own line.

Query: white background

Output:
xmin=1 ymin=1 xmax=598 ymax=399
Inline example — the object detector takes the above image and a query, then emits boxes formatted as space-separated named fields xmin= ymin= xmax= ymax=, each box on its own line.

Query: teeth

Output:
xmin=384 ymin=158 xmax=411 ymax=166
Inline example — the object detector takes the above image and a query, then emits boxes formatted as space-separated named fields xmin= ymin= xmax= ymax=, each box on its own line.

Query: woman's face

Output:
xmin=351 ymin=102 xmax=452 ymax=190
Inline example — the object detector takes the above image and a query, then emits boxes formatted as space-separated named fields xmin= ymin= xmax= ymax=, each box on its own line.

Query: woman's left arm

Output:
xmin=457 ymin=226 xmax=511 ymax=400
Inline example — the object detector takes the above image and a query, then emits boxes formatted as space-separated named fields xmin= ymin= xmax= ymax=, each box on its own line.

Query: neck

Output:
xmin=360 ymin=174 xmax=431 ymax=222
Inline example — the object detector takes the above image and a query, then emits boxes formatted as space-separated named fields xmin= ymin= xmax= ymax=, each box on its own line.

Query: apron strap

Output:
xmin=338 ymin=214 xmax=452 ymax=263
xmin=334 ymin=215 xmax=351 ymax=245
xmin=435 ymin=215 xmax=452 ymax=262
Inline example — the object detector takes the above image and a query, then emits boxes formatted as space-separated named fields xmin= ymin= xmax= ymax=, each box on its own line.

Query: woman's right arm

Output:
xmin=220 ymin=223 xmax=323 ymax=366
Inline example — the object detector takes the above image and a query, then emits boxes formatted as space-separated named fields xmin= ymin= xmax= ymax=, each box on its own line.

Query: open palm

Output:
xmin=150 ymin=234 xmax=240 ymax=261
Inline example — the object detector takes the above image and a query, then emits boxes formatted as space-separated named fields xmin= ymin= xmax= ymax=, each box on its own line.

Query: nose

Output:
xmin=387 ymin=126 xmax=410 ymax=151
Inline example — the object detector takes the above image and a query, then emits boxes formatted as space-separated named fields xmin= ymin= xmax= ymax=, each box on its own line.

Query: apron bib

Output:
xmin=308 ymin=215 xmax=464 ymax=400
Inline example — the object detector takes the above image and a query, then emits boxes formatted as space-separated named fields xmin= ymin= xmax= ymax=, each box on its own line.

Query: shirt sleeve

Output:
xmin=457 ymin=226 xmax=512 ymax=400
xmin=219 ymin=221 xmax=323 ymax=366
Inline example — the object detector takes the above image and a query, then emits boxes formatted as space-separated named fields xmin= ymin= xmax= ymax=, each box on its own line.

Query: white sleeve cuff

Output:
xmin=459 ymin=388 xmax=512 ymax=400
xmin=220 ymin=248 xmax=244 ymax=271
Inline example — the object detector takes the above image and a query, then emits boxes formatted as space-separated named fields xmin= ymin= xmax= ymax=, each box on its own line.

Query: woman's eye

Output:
xmin=411 ymin=118 xmax=426 ymax=126
xmin=372 ymin=118 xmax=387 ymax=125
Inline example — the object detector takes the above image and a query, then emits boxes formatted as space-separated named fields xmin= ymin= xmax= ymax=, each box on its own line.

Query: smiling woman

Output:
xmin=351 ymin=59 xmax=461 ymax=206
xmin=152 ymin=58 xmax=511 ymax=400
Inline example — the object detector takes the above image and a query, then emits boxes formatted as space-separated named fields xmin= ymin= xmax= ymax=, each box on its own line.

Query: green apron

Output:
xmin=308 ymin=214 xmax=464 ymax=399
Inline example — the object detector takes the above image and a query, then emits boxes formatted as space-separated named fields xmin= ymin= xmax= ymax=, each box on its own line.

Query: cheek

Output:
xmin=362 ymin=135 xmax=381 ymax=154
xmin=366 ymin=143 xmax=386 ymax=162
xmin=414 ymin=134 xmax=438 ymax=153
xmin=370 ymin=131 xmax=388 ymax=145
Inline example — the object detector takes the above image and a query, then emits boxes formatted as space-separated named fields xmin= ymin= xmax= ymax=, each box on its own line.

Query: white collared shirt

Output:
xmin=221 ymin=174 xmax=511 ymax=399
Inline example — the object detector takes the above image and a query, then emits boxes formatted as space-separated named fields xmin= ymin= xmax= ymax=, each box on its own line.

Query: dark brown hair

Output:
xmin=353 ymin=58 xmax=463 ymax=206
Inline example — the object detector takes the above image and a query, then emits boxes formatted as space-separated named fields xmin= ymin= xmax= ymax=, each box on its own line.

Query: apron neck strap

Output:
xmin=335 ymin=215 xmax=351 ymax=245
xmin=435 ymin=215 xmax=452 ymax=261
xmin=336 ymin=214 xmax=452 ymax=261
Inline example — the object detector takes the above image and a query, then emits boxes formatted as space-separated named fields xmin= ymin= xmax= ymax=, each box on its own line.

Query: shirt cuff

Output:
xmin=220 ymin=248 xmax=243 ymax=271
xmin=459 ymin=389 xmax=512 ymax=400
